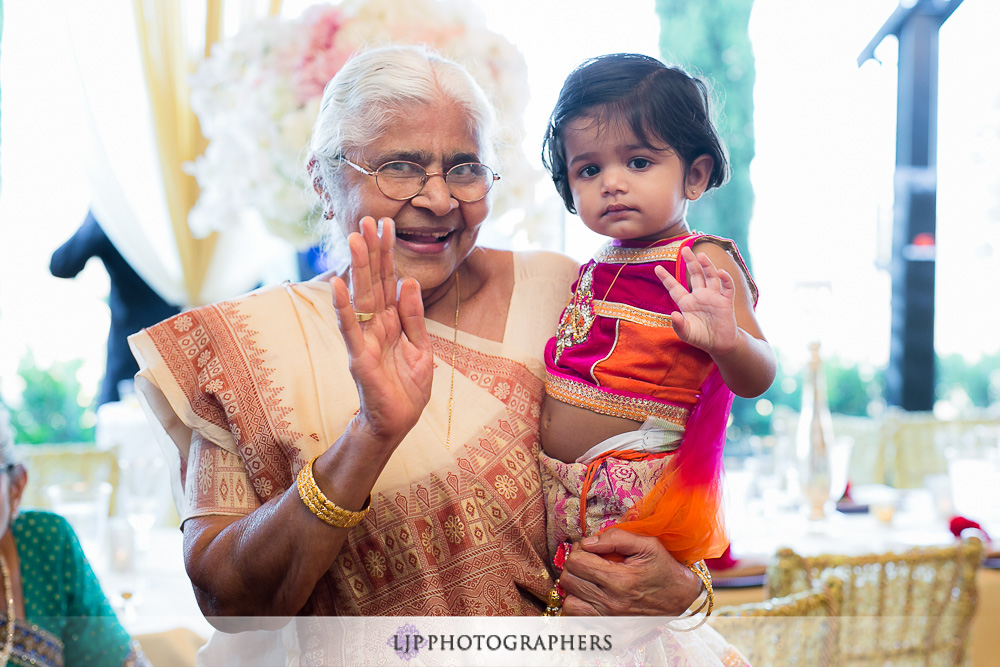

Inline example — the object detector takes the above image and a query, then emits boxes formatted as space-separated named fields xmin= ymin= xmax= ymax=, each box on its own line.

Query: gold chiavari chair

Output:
xmin=766 ymin=537 xmax=984 ymax=666
xmin=710 ymin=576 xmax=843 ymax=667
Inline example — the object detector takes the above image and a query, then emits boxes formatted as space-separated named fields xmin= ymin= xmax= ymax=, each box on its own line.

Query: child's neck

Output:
xmin=615 ymin=225 xmax=693 ymax=246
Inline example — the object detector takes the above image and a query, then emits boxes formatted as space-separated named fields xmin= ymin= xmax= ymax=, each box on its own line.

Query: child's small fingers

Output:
xmin=654 ymin=264 xmax=674 ymax=285
xmin=670 ymin=311 xmax=686 ymax=338
xmin=698 ymin=252 xmax=723 ymax=291
xmin=684 ymin=247 xmax=706 ymax=288
xmin=718 ymin=269 xmax=735 ymax=299
xmin=655 ymin=264 xmax=690 ymax=301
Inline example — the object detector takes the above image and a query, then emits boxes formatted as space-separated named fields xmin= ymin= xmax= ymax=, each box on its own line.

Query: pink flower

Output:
xmin=294 ymin=7 xmax=351 ymax=103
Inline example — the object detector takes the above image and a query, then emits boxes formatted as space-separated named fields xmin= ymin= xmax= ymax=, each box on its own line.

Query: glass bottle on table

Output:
xmin=797 ymin=342 xmax=833 ymax=520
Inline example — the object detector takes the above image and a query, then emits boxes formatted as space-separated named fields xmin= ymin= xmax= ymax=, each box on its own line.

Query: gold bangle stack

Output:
xmin=297 ymin=456 xmax=371 ymax=528
xmin=678 ymin=560 xmax=714 ymax=629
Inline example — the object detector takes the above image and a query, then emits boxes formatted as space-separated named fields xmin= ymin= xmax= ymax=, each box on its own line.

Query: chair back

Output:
xmin=710 ymin=576 xmax=843 ymax=667
xmin=766 ymin=537 xmax=984 ymax=666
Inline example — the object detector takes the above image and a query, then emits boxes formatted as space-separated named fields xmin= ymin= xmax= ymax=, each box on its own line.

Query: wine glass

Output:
xmin=117 ymin=456 xmax=166 ymax=552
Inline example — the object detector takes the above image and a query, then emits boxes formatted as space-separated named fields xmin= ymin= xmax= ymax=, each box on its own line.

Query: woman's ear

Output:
xmin=686 ymin=154 xmax=714 ymax=200
xmin=308 ymin=155 xmax=336 ymax=220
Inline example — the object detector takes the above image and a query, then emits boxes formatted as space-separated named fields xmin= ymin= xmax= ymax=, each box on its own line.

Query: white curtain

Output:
xmin=61 ymin=0 xmax=296 ymax=307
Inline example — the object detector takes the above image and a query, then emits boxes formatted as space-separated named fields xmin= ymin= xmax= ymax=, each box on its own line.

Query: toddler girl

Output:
xmin=539 ymin=53 xmax=776 ymax=610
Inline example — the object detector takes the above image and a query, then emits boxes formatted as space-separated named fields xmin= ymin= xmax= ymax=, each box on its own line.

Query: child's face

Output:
xmin=563 ymin=116 xmax=699 ymax=242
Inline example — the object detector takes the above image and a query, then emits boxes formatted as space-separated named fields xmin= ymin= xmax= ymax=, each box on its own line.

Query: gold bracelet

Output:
xmin=686 ymin=560 xmax=714 ymax=619
xmin=297 ymin=456 xmax=371 ymax=528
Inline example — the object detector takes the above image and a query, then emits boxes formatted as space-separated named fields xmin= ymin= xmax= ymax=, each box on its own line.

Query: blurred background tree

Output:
xmin=938 ymin=350 xmax=1000 ymax=408
xmin=656 ymin=0 xmax=756 ymax=269
xmin=4 ymin=352 xmax=96 ymax=444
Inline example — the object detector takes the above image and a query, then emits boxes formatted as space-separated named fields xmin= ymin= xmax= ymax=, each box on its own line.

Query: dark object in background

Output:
xmin=49 ymin=211 xmax=181 ymax=405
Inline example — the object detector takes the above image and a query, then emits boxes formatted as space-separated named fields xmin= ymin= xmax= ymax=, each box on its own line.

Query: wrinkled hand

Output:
xmin=558 ymin=528 xmax=701 ymax=616
xmin=654 ymin=246 xmax=739 ymax=356
xmin=331 ymin=217 xmax=433 ymax=440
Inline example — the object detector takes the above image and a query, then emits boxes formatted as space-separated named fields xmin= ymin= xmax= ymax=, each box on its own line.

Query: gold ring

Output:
xmin=354 ymin=311 xmax=375 ymax=322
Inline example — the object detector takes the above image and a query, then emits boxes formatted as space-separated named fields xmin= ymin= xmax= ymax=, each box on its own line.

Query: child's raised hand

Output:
xmin=654 ymin=246 xmax=739 ymax=356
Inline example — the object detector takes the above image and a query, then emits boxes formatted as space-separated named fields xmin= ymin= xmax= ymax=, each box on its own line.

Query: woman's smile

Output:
xmin=393 ymin=227 xmax=458 ymax=253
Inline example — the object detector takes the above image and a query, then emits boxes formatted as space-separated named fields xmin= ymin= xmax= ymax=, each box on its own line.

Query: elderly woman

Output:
xmin=130 ymin=45 xmax=737 ymax=656
xmin=0 ymin=405 xmax=148 ymax=666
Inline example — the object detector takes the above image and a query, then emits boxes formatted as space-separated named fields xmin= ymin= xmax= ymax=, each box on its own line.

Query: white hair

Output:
xmin=307 ymin=44 xmax=499 ymax=252
xmin=0 ymin=404 xmax=19 ymax=469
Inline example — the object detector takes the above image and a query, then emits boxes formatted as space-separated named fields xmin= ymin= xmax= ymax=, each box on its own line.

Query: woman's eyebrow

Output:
xmin=369 ymin=149 xmax=431 ymax=165
xmin=370 ymin=150 xmax=480 ymax=166
xmin=449 ymin=151 xmax=480 ymax=165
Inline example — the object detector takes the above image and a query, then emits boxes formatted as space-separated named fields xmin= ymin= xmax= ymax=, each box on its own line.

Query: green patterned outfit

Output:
xmin=4 ymin=511 xmax=143 ymax=667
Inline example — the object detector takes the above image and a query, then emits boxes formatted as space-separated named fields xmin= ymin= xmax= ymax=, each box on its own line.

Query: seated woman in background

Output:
xmin=0 ymin=405 xmax=149 ymax=666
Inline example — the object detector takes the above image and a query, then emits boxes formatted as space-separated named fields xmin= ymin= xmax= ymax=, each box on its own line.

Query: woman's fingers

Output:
xmin=348 ymin=220 xmax=376 ymax=317
xmin=331 ymin=275 xmax=366 ymax=356
xmin=397 ymin=277 xmax=430 ymax=352
xmin=378 ymin=218 xmax=398 ymax=310
xmin=359 ymin=217 xmax=385 ymax=314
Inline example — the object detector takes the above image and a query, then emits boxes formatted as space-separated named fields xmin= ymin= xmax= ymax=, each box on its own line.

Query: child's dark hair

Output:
xmin=542 ymin=53 xmax=730 ymax=214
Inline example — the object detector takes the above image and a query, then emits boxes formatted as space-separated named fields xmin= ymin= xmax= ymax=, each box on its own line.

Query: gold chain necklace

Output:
xmin=0 ymin=550 xmax=15 ymax=666
xmin=445 ymin=271 xmax=460 ymax=449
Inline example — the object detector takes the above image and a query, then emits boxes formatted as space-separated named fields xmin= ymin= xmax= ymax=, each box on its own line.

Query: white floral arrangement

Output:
xmin=186 ymin=0 xmax=543 ymax=249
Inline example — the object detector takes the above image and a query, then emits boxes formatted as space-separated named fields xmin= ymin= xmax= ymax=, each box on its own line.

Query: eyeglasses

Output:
xmin=338 ymin=157 xmax=500 ymax=203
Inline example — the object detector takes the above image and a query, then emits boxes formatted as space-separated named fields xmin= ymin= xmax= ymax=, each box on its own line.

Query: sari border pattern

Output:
xmin=326 ymin=338 xmax=550 ymax=616
xmin=145 ymin=300 xmax=301 ymax=505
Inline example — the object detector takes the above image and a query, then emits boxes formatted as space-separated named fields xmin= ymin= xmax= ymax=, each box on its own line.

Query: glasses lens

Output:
xmin=446 ymin=163 xmax=496 ymax=202
xmin=375 ymin=161 xmax=427 ymax=200
xmin=373 ymin=161 xmax=498 ymax=202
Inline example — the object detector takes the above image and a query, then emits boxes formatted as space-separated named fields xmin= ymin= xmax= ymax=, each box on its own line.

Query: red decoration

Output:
xmin=705 ymin=545 xmax=739 ymax=571
xmin=553 ymin=541 xmax=572 ymax=571
xmin=949 ymin=515 xmax=991 ymax=541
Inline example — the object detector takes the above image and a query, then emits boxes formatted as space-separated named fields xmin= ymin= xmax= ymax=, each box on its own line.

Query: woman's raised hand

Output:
xmin=331 ymin=217 xmax=433 ymax=441
xmin=654 ymin=246 xmax=739 ymax=357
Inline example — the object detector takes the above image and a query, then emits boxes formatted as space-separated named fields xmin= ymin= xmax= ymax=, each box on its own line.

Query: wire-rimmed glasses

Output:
xmin=338 ymin=156 xmax=500 ymax=203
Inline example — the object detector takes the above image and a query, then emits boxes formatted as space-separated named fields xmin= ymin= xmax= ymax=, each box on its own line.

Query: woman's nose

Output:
xmin=411 ymin=174 xmax=458 ymax=215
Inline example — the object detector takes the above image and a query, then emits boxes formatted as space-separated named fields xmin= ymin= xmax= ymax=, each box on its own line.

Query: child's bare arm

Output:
xmin=654 ymin=244 xmax=776 ymax=398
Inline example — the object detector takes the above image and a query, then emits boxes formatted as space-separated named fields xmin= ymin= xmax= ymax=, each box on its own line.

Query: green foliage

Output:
xmin=8 ymin=351 xmax=96 ymax=444
xmin=655 ymin=0 xmax=756 ymax=270
xmin=937 ymin=350 xmax=1000 ymax=407
xmin=826 ymin=359 xmax=884 ymax=417
xmin=730 ymin=348 xmax=998 ymax=439
xmin=730 ymin=352 xmax=887 ymax=438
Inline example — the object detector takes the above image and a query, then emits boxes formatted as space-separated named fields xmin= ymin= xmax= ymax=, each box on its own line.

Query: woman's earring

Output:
xmin=323 ymin=209 xmax=334 ymax=220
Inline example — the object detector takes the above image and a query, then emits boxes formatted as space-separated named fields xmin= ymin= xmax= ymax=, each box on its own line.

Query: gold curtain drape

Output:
xmin=131 ymin=0 xmax=283 ymax=306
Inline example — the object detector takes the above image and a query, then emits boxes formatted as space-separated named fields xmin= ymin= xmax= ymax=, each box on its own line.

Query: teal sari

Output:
xmin=4 ymin=511 xmax=145 ymax=667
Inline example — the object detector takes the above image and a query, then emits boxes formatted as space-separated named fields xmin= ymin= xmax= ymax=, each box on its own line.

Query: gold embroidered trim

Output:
xmin=545 ymin=373 xmax=689 ymax=426
xmin=593 ymin=300 xmax=674 ymax=328
xmin=594 ymin=241 xmax=682 ymax=264
xmin=554 ymin=263 xmax=596 ymax=363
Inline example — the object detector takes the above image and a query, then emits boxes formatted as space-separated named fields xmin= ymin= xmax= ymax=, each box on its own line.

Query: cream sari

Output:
xmin=129 ymin=250 xmax=578 ymax=615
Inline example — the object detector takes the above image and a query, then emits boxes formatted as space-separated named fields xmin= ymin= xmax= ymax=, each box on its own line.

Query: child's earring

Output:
xmin=689 ymin=188 xmax=699 ymax=198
